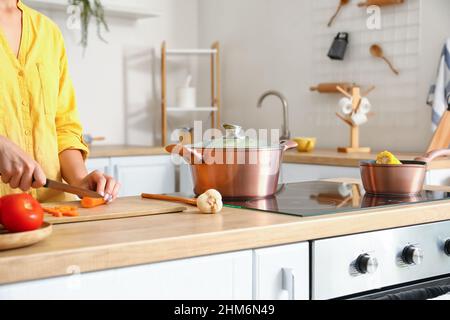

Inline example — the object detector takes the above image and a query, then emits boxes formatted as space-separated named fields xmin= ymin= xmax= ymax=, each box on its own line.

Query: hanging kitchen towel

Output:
xmin=427 ymin=39 xmax=450 ymax=131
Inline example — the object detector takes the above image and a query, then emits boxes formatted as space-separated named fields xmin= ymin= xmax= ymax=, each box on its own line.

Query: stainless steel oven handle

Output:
xmin=375 ymin=285 xmax=450 ymax=300
xmin=282 ymin=268 xmax=295 ymax=300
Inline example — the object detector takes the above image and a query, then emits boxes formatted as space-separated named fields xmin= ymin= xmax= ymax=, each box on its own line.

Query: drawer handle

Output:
xmin=282 ymin=268 xmax=295 ymax=300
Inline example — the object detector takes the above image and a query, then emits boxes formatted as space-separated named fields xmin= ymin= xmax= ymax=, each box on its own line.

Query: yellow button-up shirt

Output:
xmin=0 ymin=1 xmax=89 ymax=202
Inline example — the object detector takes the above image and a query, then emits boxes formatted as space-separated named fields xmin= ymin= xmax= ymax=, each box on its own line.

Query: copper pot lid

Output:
xmin=189 ymin=124 xmax=284 ymax=150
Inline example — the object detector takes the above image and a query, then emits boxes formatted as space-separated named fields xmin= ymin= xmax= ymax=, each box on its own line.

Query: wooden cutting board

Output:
xmin=0 ymin=223 xmax=52 ymax=251
xmin=428 ymin=111 xmax=450 ymax=152
xmin=43 ymin=197 xmax=187 ymax=225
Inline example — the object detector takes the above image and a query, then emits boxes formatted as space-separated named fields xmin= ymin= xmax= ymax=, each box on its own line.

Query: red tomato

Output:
xmin=0 ymin=194 xmax=44 ymax=232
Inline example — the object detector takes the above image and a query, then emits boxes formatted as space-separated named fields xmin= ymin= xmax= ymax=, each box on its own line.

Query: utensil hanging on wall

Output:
xmin=328 ymin=32 xmax=349 ymax=60
xmin=328 ymin=0 xmax=350 ymax=27
xmin=370 ymin=44 xmax=399 ymax=75
xmin=358 ymin=0 xmax=405 ymax=7
xmin=310 ymin=82 xmax=356 ymax=94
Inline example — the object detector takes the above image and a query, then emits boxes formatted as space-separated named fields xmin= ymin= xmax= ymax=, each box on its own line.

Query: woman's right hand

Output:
xmin=0 ymin=136 xmax=46 ymax=191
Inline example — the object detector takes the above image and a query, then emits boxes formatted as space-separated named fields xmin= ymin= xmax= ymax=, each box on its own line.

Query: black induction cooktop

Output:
xmin=223 ymin=181 xmax=450 ymax=217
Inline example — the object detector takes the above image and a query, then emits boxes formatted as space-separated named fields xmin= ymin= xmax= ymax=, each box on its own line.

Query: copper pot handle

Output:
xmin=415 ymin=149 xmax=450 ymax=163
xmin=280 ymin=140 xmax=298 ymax=152
xmin=165 ymin=144 xmax=203 ymax=164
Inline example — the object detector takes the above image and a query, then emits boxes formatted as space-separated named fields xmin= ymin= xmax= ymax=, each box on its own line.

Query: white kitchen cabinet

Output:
xmin=85 ymin=155 xmax=176 ymax=196
xmin=427 ymin=169 xmax=450 ymax=186
xmin=111 ymin=156 xmax=176 ymax=196
xmin=180 ymin=162 xmax=194 ymax=195
xmin=86 ymin=157 xmax=112 ymax=176
xmin=253 ymin=243 xmax=309 ymax=300
xmin=0 ymin=251 xmax=253 ymax=300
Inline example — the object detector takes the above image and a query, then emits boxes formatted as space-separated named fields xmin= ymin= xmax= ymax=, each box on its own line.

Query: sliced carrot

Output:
xmin=43 ymin=208 xmax=63 ymax=217
xmin=44 ymin=207 xmax=62 ymax=215
xmin=62 ymin=210 xmax=79 ymax=217
xmin=44 ymin=206 xmax=79 ymax=218
xmin=57 ymin=206 xmax=78 ymax=212
xmin=81 ymin=197 xmax=106 ymax=208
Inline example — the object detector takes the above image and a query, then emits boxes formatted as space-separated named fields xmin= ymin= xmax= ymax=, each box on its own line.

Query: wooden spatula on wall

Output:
xmin=428 ymin=108 xmax=450 ymax=152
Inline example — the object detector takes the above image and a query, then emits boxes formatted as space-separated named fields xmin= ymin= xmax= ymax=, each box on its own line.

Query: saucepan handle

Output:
xmin=415 ymin=149 xmax=450 ymax=163
xmin=280 ymin=140 xmax=298 ymax=152
xmin=165 ymin=144 xmax=203 ymax=164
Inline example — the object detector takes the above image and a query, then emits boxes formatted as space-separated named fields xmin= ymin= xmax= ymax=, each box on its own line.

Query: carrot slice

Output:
xmin=57 ymin=206 xmax=78 ymax=212
xmin=62 ymin=210 xmax=79 ymax=217
xmin=43 ymin=208 xmax=63 ymax=217
xmin=44 ymin=206 xmax=79 ymax=218
xmin=81 ymin=197 xmax=106 ymax=208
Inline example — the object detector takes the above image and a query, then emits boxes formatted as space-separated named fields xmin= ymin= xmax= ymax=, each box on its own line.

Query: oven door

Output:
xmin=347 ymin=275 xmax=450 ymax=300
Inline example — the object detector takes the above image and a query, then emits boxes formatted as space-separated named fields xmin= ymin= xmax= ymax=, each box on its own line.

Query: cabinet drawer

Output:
xmin=253 ymin=243 xmax=309 ymax=300
xmin=0 ymin=251 xmax=253 ymax=300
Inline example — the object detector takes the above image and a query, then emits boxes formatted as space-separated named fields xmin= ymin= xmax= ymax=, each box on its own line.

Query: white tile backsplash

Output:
xmin=311 ymin=0 xmax=421 ymax=134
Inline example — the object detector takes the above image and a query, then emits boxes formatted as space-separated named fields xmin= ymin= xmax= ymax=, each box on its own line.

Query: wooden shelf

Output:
xmin=167 ymin=107 xmax=218 ymax=112
xmin=166 ymin=49 xmax=218 ymax=56
xmin=161 ymin=41 xmax=221 ymax=146
xmin=24 ymin=0 xmax=161 ymax=20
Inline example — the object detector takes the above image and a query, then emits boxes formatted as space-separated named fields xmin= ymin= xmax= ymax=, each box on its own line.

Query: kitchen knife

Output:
xmin=44 ymin=179 xmax=103 ymax=199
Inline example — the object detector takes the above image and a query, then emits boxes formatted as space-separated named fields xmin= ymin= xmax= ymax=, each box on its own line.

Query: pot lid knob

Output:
xmin=223 ymin=124 xmax=245 ymax=140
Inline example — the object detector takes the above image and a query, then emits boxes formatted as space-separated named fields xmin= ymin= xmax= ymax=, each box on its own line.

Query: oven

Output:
xmin=311 ymin=220 xmax=450 ymax=300
xmin=349 ymin=275 xmax=450 ymax=300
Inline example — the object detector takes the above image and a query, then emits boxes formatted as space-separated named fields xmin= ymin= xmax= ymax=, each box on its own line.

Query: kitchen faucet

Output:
xmin=257 ymin=91 xmax=291 ymax=140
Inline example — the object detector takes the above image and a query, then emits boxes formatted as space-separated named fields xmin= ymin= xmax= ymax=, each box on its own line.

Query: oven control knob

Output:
xmin=402 ymin=245 xmax=424 ymax=265
xmin=356 ymin=254 xmax=378 ymax=274
xmin=445 ymin=240 xmax=450 ymax=256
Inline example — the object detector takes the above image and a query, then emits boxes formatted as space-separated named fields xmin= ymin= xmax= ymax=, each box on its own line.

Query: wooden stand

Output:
xmin=160 ymin=41 xmax=221 ymax=146
xmin=336 ymin=86 xmax=374 ymax=154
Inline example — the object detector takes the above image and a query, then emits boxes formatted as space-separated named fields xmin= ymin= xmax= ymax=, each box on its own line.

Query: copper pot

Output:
xmin=360 ymin=149 xmax=450 ymax=196
xmin=166 ymin=124 xmax=298 ymax=199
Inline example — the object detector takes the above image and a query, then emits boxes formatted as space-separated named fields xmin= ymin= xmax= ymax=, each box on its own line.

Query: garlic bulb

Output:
xmin=196 ymin=189 xmax=223 ymax=214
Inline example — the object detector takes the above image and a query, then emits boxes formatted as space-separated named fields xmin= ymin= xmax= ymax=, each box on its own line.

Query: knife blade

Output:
xmin=44 ymin=179 xmax=104 ymax=199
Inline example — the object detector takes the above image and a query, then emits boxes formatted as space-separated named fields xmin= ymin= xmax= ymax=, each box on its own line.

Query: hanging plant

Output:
xmin=67 ymin=0 xmax=109 ymax=48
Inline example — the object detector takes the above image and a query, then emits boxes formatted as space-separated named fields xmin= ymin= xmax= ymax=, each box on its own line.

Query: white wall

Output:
xmin=197 ymin=0 xmax=450 ymax=152
xmin=30 ymin=0 xmax=450 ymax=152
xmin=35 ymin=0 xmax=202 ymax=146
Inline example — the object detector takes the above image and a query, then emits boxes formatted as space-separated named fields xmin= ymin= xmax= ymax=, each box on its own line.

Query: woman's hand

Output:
xmin=0 ymin=136 xmax=46 ymax=191
xmin=75 ymin=170 xmax=121 ymax=203
xmin=59 ymin=150 xmax=121 ymax=203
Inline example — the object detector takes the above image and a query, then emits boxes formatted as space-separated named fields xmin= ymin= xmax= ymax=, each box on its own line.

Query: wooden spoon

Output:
xmin=142 ymin=193 xmax=197 ymax=206
xmin=328 ymin=0 xmax=350 ymax=27
xmin=370 ymin=44 xmax=399 ymax=75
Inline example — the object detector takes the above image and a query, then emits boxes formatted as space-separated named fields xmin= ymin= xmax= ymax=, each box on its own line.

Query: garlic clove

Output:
xmin=196 ymin=189 xmax=223 ymax=214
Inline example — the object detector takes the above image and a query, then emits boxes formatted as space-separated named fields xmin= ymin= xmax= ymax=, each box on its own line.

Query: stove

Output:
xmin=225 ymin=181 xmax=450 ymax=300
xmin=224 ymin=181 xmax=450 ymax=217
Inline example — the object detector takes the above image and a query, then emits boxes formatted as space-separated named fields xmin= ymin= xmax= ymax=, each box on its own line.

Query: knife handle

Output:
xmin=0 ymin=173 xmax=49 ymax=188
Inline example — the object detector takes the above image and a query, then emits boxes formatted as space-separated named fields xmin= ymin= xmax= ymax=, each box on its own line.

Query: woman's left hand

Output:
xmin=75 ymin=170 xmax=121 ymax=203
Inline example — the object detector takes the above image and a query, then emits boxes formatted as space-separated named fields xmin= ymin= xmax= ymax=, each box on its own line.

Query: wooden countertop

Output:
xmin=283 ymin=149 xmax=450 ymax=169
xmin=1 ymin=179 xmax=450 ymax=285
xmin=89 ymin=145 xmax=167 ymax=158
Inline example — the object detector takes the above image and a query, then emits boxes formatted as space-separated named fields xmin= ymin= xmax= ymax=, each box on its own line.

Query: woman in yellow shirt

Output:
xmin=0 ymin=0 xmax=120 ymax=202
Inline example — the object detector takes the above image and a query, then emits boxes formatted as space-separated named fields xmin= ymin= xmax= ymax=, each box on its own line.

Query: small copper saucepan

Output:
xmin=360 ymin=149 xmax=450 ymax=196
